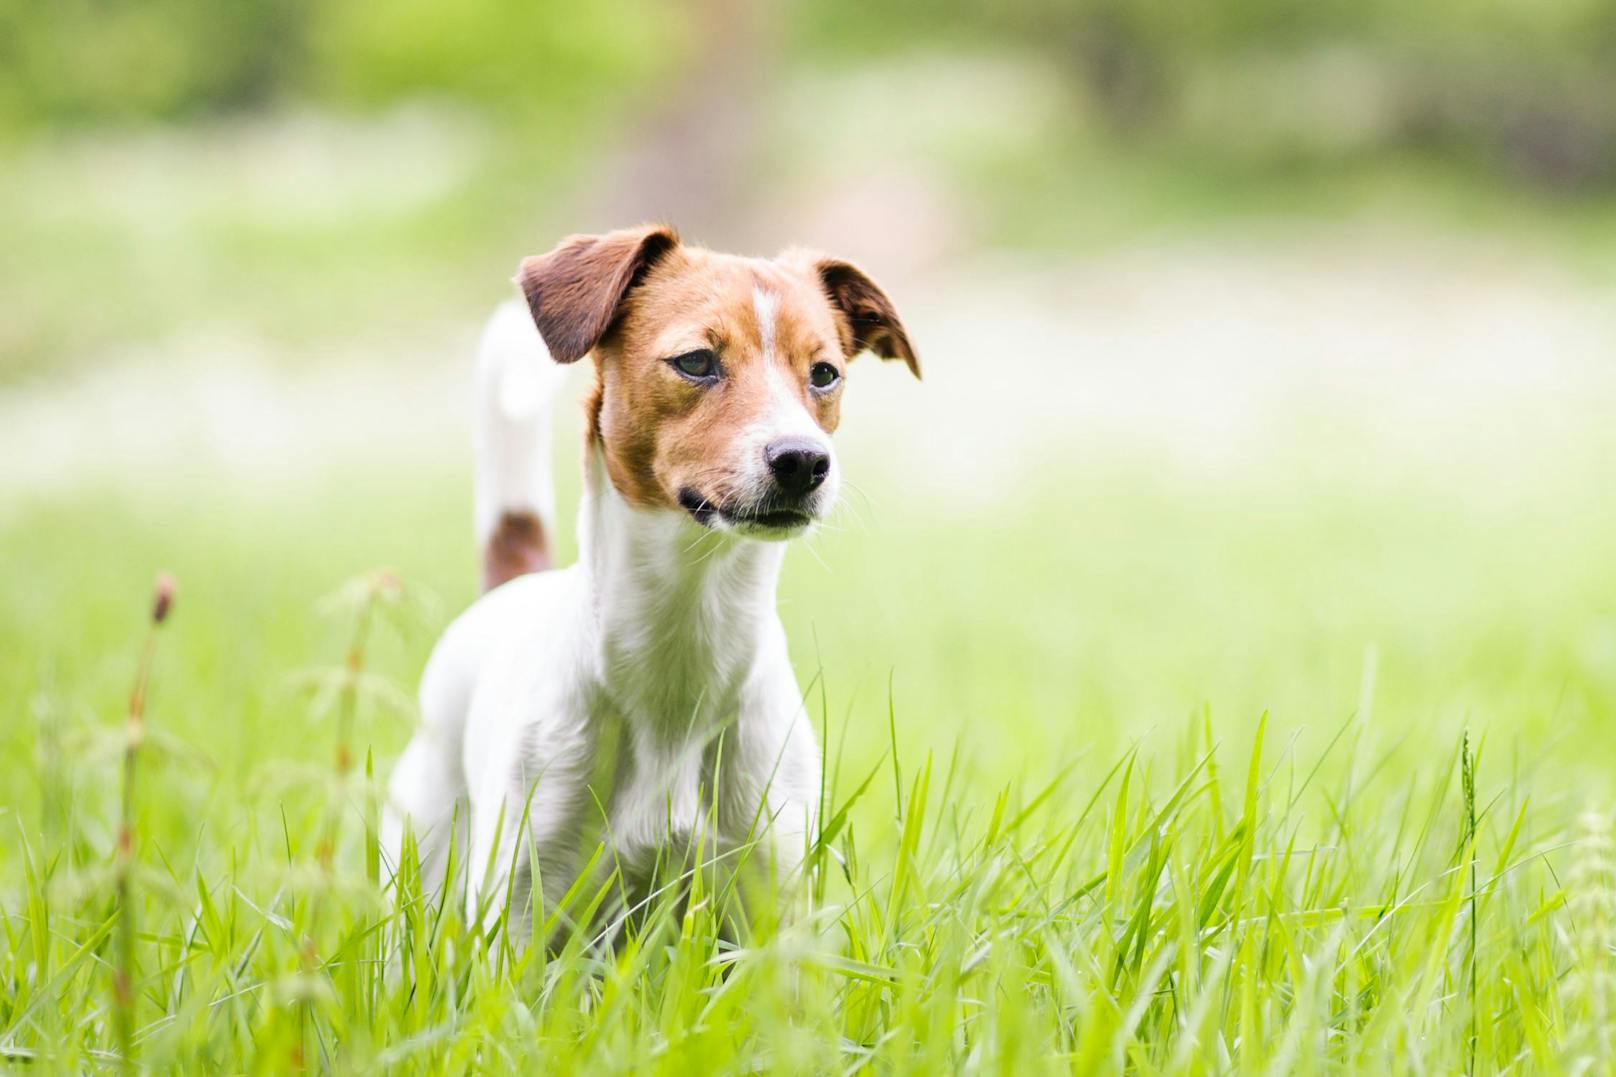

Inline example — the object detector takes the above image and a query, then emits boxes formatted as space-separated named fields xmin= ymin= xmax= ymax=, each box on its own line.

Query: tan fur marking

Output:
xmin=516 ymin=228 xmax=918 ymax=516
xmin=783 ymin=251 xmax=920 ymax=378
xmin=591 ymin=250 xmax=849 ymax=512
xmin=517 ymin=225 xmax=679 ymax=364
xmin=483 ymin=510 xmax=550 ymax=592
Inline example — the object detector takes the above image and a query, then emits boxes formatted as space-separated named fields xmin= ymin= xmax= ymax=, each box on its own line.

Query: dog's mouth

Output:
xmin=677 ymin=488 xmax=720 ymax=526
xmin=723 ymin=506 xmax=816 ymax=532
xmin=678 ymin=488 xmax=817 ymax=535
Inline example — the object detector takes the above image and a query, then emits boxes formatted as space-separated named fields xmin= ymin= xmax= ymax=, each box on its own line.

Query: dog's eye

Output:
xmin=809 ymin=361 xmax=841 ymax=390
xmin=669 ymin=349 xmax=719 ymax=381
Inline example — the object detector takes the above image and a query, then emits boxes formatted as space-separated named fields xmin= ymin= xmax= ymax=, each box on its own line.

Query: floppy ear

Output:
xmin=814 ymin=257 xmax=920 ymax=379
xmin=515 ymin=224 xmax=680 ymax=364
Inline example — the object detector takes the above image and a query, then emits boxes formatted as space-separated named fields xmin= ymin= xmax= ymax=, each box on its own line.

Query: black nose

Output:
xmin=765 ymin=439 xmax=831 ymax=498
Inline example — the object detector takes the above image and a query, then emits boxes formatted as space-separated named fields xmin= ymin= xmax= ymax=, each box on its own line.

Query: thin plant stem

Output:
xmin=113 ymin=573 xmax=174 ymax=1074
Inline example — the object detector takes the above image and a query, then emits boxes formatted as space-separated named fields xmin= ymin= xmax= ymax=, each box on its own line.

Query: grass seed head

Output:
xmin=152 ymin=571 xmax=175 ymax=625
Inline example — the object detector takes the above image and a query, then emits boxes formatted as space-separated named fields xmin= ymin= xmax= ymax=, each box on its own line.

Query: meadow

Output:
xmin=2 ymin=428 xmax=1614 ymax=1070
xmin=5 ymin=25 xmax=1616 ymax=1068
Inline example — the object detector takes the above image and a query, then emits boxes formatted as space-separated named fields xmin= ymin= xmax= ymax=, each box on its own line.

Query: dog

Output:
xmin=383 ymin=224 xmax=918 ymax=939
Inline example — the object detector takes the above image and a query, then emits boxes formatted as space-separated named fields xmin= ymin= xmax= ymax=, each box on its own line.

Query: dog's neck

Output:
xmin=579 ymin=446 xmax=785 ymax=738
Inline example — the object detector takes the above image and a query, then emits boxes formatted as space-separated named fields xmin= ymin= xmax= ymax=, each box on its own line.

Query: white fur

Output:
xmin=754 ymin=286 xmax=779 ymax=364
xmin=734 ymin=288 xmax=839 ymax=509
xmin=385 ymin=305 xmax=822 ymax=941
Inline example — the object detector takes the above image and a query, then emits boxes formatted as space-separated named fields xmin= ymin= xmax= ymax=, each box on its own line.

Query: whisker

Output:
xmin=800 ymin=536 xmax=832 ymax=573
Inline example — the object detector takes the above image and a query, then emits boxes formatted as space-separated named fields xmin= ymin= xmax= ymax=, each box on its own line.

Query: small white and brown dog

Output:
xmin=384 ymin=225 xmax=917 ymax=937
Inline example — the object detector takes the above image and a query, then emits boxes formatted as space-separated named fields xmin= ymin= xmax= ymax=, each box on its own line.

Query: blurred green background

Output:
xmin=4 ymin=0 xmax=1616 ymax=825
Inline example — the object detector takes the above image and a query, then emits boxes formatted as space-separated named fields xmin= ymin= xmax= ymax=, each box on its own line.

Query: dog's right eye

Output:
xmin=669 ymin=349 xmax=719 ymax=381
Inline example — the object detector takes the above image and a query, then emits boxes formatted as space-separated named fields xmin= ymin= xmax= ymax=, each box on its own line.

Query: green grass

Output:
xmin=2 ymin=453 xmax=1613 ymax=1072
xmin=7 ymin=54 xmax=1616 ymax=1071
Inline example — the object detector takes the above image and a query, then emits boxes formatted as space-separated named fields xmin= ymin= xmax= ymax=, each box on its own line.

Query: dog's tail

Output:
xmin=474 ymin=300 xmax=569 ymax=592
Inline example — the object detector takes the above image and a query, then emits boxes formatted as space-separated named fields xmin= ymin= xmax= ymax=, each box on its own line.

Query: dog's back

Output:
xmin=383 ymin=302 xmax=570 ymax=893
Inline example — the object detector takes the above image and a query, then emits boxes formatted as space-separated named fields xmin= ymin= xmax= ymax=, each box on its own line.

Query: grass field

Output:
xmin=3 ymin=432 xmax=1614 ymax=1071
xmin=5 ymin=74 xmax=1616 ymax=1072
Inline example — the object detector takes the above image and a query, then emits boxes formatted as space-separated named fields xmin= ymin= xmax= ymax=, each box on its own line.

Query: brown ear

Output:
xmin=515 ymin=224 xmax=680 ymax=363
xmin=814 ymin=258 xmax=920 ymax=379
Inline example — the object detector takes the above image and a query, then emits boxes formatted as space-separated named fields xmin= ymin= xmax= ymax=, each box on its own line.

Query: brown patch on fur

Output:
xmin=517 ymin=225 xmax=680 ymax=363
xmin=482 ymin=510 xmax=550 ymax=592
xmin=805 ymin=256 xmax=921 ymax=378
xmin=591 ymin=250 xmax=848 ymax=511
xmin=516 ymin=228 xmax=918 ymax=514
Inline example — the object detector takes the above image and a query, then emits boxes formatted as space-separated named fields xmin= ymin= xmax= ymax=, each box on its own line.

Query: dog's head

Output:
xmin=517 ymin=225 xmax=918 ymax=539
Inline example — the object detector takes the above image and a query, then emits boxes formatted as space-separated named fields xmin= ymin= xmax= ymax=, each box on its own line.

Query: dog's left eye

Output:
xmin=669 ymin=349 xmax=719 ymax=380
xmin=810 ymin=361 xmax=841 ymax=390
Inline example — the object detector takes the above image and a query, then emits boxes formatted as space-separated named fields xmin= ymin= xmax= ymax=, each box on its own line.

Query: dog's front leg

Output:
xmin=720 ymin=651 xmax=823 ymax=897
xmin=464 ymin=712 xmax=601 ymax=946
